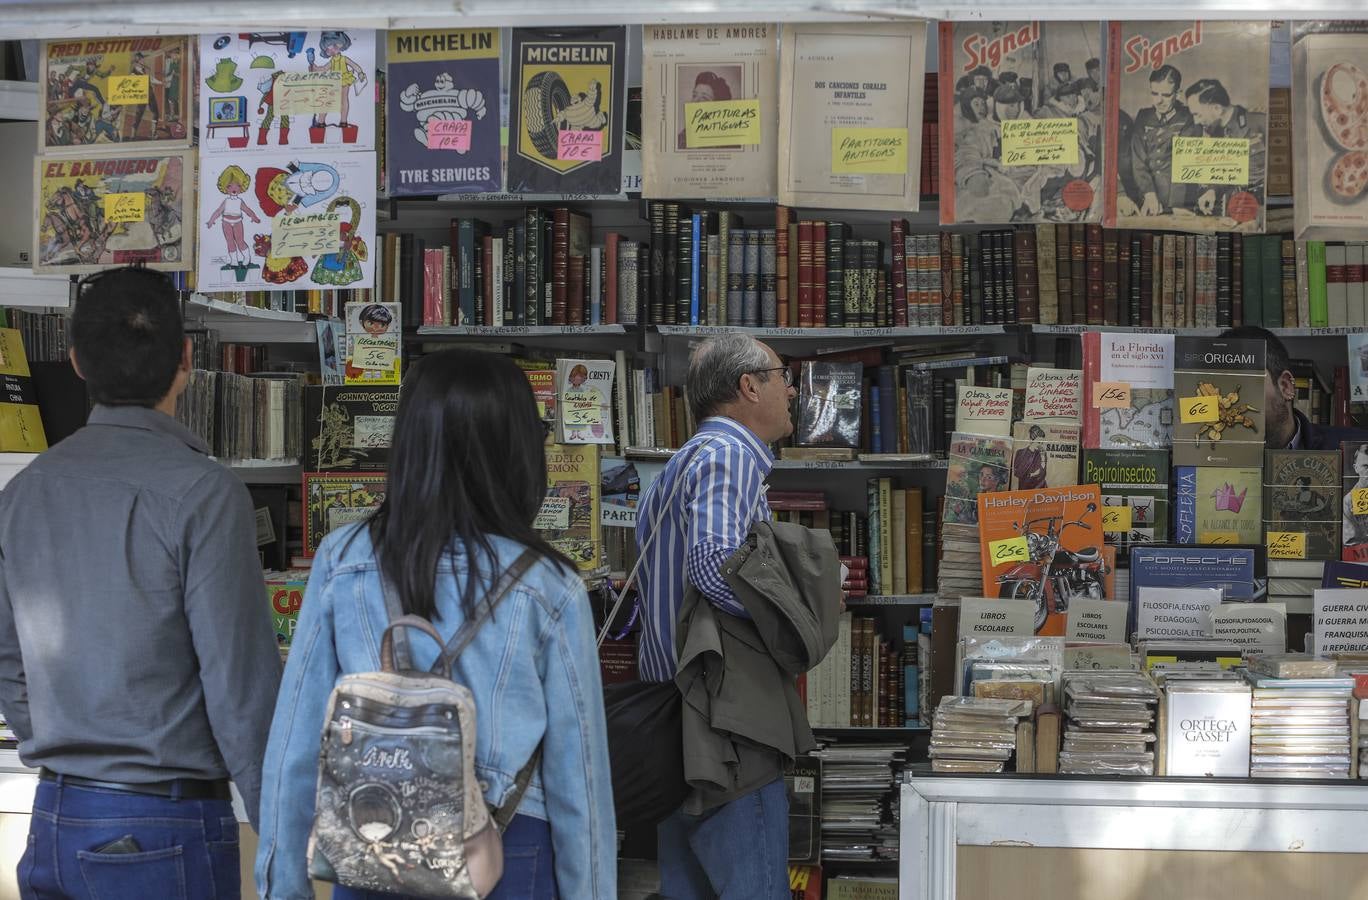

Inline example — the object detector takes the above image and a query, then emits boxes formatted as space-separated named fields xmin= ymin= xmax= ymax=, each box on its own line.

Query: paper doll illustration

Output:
xmin=205 ymin=164 xmax=262 ymax=274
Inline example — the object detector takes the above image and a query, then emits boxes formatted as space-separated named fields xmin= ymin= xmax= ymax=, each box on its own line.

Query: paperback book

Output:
xmin=1171 ymin=336 xmax=1265 ymax=467
xmin=797 ymin=361 xmax=863 ymax=448
xmin=555 ymin=358 xmax=616 ymax=445
xmin=1263 ymin=449 xmax=1341 ymax=560
xmin=1342 ymin=439 xmax=1368 ymax=562
xmin=943 ymin=432 xmax=1013 ymax=526
xmin=1010 ymin=421 xmax=1081 ymax=489
xmin=1081 ymin=331 xmax=1174 ymax=450
xmin=1174 ymin=465 xmax=1263 ymax=545
xmin=539 ymin=443 xmax=603 ymax=573
xmin=302 ymin=471 xmax=387 ymax=557
xmin=303 ymin=385 xmax=397 ymax=472
xmin=1082 ymin=448 xmax=1170 ymax=551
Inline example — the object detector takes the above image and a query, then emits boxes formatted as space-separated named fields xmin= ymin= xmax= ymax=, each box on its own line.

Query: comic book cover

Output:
xmin=1174 ymin=465 xmax=1263 ymax=545
xmin=540 ymin=443 xmax=602 ymax=573
xmin=1104 ymin=21 xmax=1270 ymax=233
xmin=1293 ymin=32 xmax=1368 ymax=239
xmin=386 ymin=29 xmax=501 ymax=196
xmin=40 ymin=35 xmax=192 ymax=152
xmin=302 ymin=471 xmax=386 ymax=557
xmin=1010 ymin=421 xmax=1080 ymax=489
xmin=1082 ymin=448 xmax=1171 ymax=553
xmin=1171 ymin=337 xmax=1265 ymax=467
xmin=265 ymin=572 xmax=308 ymax=652
xmin=976 ymin=484 xmax=1114 ymax=635
xmin=641 ymin=22 xmax=778 ymax=199
xmin=777 ymin=22 xmax=926 ymax=212
xmin=1080 ymin=331 xmax=1174 ymax=450
xmin=1263 ymin=450 xmax=1341 ymax=560
xmin=943 ymin=432 xmax=1013 ymax=527
xmin=33 ymin=150 xmax=193 ymax=273
xmin=938 ymin=22 xmax=1105 ymax=225
xmin=196 ymin=151 xmax=376 ymax=291
xmin=1342 ymin=440 xmax=1368 ymax=562
xmin=303 ymin=384 xmax=398 ymax=472
xmin=506 ymin=26 xmax=627 ymax=195
xmin=199 ymin=29 xmax=376 ymax=153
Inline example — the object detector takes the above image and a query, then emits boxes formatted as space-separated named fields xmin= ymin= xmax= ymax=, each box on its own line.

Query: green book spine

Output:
xmin=1261 ymin=234 xmax=1284 ymax=328
xmin=1241 ymin=232 xmax=1262 ymax=327
xmin=1308 ymin=240 xmax=1328 ymax=327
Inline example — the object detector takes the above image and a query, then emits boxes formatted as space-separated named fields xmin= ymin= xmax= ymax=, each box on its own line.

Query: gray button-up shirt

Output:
xmin=0 ymin=405 xmax=282 ymax=828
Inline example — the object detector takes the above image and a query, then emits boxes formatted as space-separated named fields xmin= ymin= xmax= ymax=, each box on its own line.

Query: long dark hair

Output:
xmin=365 ymin=349 xmax=569 ymax=620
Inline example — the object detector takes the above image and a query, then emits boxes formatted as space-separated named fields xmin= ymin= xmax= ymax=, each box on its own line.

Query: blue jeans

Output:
xmin=657 ymin=778 xmax=789 ymax=900
xmin=333 ymin=813 xmax=558 ymax=900
xmin=19 ymin=778 xmax=239 ymax=899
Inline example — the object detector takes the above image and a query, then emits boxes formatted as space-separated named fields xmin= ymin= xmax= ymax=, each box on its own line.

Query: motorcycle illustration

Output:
xmin=996 ymin=502 xmax=1109 ymax=632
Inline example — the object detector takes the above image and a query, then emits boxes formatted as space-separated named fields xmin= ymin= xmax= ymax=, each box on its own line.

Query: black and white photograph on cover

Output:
xmin=675 ymin=64 xmax=743 ymax=149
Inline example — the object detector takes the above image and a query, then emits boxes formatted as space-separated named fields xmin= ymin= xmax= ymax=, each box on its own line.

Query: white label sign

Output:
xmin=959 ymin=596 xmax=1036 ymax=642
xmin=1213 ymin=602 xmax=1286 ymax=653
xmin=1136 ymin=586 xmax=1223 ymax=640
xmin=1313 ymin=588 xmax=1368 ymax=655
xmin=1065 ymin=598 xmax=1128 ymax=644
xmin=352 ymin=415 xmax=394 ymax=449
xmin=534 ymin=496 xmax=571 ymax=531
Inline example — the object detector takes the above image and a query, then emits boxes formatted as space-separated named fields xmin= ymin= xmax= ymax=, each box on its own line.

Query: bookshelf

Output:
xmin=184 ymin=294 xmax=320 ymax=345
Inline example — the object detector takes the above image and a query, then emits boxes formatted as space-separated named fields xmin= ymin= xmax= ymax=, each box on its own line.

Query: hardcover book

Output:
xmin=385 ymin=29 xmax=502 ymax=195
xmin=1174 ymin=465 xmax=1263 ymax=545
xmin=1162 ymin=681 xmax=1252 ymax=777
xmin=1081 ymin=331 xmax=1174 ymax=450
xmin=555 ymin=358 xmax=615 ymax=445
xmin=0 ymin=329 xmax=47 ymax=453
xmin=506 ymin=26 xmax=628 ymax=195
xmin=943 ymin=432 xmax=1013 ymax=526
xmin=777 ymin=22 xmax=927 ymax=211
xmin=797 ymin=361 xmax=863 ymax=448
xmin=1010 ymin=421 xmax=1081 ymax=489
xmin=1263 ymin=449 xmax=1341 ymax=560
xmin=539 ymin=443 xmax=602 ymax=573
xmin=641 ymin=23 xmax=778 ymax=199
xmin=938 ymin=21 xmax=1106 ymax=225
xmin=302 ymin=472 xmax=387 ymax=557
xmin=1292 ymin=32 xmax=1368 ymax=239
xmin=1171 ymin=337 xmax=1265 ymax=467
xmin=1082 ymin=448 xmax=1170 ymax=551
xmin=303 ymin=385 xmax=398 ymax=472
xmin=1103 ymin=21 xmax=1270 ymax=233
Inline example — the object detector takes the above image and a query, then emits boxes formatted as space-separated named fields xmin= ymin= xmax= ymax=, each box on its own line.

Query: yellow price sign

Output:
xmin=1000 ymin=117 xmax=1079 ymax=166
xmin=1101 ymin=506 xmax=1132 ymax=531
xmin=684 ymin=99 xmax=762 ymax=148
xmin=1267 ymin=531 xmax=1307 ymax=560
xmin=103 ymin=192 xmax=145 ymax=223
xmin=277 ymin=71 xmax=343 ymax=117
xmin=1353 ymin=488 xmax=1368 ymax=516
xmin=351 ymin=336 xmax=398 ymax=372
xmin=988 ymin=536 xmax=1030 ymax=567
xmin=108 ymin=74 xmax=149 ymax=105
xmin=1179 ymin=395 xmax=1220 ymax=423
xmin=831 ymin=127 xmax=908 ymax=175
xmin=1199 ymin=531 xmax=1240 ymax=545
xmin=1171 ymin=136 xmax=1250 ymax=186
xmin=1092 ymin=381 xmax=1132 ymax=409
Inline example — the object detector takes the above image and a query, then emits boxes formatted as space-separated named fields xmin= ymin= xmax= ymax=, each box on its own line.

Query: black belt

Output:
xmin=39 ymin=769 xmax=232 ymax=801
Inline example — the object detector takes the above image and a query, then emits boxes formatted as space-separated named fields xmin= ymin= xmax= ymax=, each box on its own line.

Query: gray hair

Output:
xmin=686 ymin=333 xmax=772 ymax=424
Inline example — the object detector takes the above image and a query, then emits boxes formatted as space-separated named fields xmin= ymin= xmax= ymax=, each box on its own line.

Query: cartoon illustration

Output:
xmin=252 ymin=233 xmax=308 ymax=284
xmin=399 ymin=74 xmax=486 ymax=148
xmin=41 ymin=36 xmax=191 ymax=150
xmin=312 ymin=196 xmax=368 ymax=286
xmin=256 ymin=160 xmax=341 ymax=217
xmin=306 ymin=31 xmax=368 ymax=144
xmin=256 ymin=70 xmax=292 ymax=145
xmin=356 ymin=304 xmax=393 ymax=335
xmin=205 ymin=164 xmax=262 ymax=273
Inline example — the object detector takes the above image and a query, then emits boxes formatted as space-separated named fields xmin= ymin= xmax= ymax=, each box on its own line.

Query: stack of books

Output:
xmin=1247 ymin=669 xmax=1353 ymax=779
xmin=811 ymin=743 xmax=905 ymax=864
xmin=929 ymin=696 xmax=1029 ymax=774
xmin=1060 ymin=671 xmax=1158 ymax=776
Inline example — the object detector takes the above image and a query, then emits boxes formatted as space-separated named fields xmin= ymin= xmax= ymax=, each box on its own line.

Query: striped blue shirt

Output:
xmin=634 ymin=417 xmax=773 ymax=683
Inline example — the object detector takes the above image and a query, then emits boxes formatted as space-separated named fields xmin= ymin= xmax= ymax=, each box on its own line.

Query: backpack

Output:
xmin=307 ymin=550 xmax=538 ymax=899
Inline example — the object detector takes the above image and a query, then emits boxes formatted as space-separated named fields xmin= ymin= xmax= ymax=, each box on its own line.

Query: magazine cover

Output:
xmin=33 ymin=151 xmax=193 ymax=273
xmin=938 ymin=22 xmax=1105 ymax=224
xmin=1293 ymin=33 xmax=1368 ymax=239
xmin=943 ymin=432 xmax=1013 ymax=526
xmin=199 ymin=29 xmax=376 ymax=152
xmin=1342 ymin=439 xmax=1368 ymax=562
xmin=385 ymin=29 xmax=501 ymax=196
xmin=976 ymin=484 xmax=1114 ymax=635
xmin=506 ymin=26 xmax=627 ymax=195
xmin=555 ymin=358 xmax=615 ymax=445
xmin=641 ymin=23 xmax=778 ymax=199
xmin=1104 ymin=21 xmax=1270 ymax=233
xmin=1263 ymin=449 xmax=1341 ymax=560
xmin=266 ymin=572 xmax=308 ymax=651
xmin=778 ymin=22 xmax=926 ymax=211
xmin=196 ymin=151 xmax=376 ymax=291
xmin=1082 ymin=448 xmax=1171 ymax=552
xmin=40 ymin=36 xmax=192 ymax=152
xmin=1010 ymin=421 xmax=1081 ymax=489
xmin=303 ymin=384 xmax=397 ymax=472
xmin=1174 ymin=465 xmax=1263 ymax=544
xmin=797 ymin=361 xmax=863 ymax=448
xmin=302 ymin=471 xmax=386 ymax=557
xmin=1080 ymin=331 xmax=1174 ymax=450
xmin=1171 ymin=337 xmax=1265 ymax=467
xmin=540 ymin=443 xmax=602 ymax=573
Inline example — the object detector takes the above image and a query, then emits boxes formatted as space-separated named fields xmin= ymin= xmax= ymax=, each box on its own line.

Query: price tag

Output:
xmin=534 ymin=495 xmax=571 ymax=530
xmin=1178 ymin=395 xmax=1220 ymax=423
xmin=988 ymin=536 xmax=1030 ymax=566
xmin=684 ymin=98 xmax=762 ymax=148
xmin=272 ymin=212 xmax=343 ymax=258
xmin=1000 ymin=117 xmax=1079 ymax=166
xmin=427 ymin=118 xmax=472 ymax=151
xmin=351 ymin=336 xmax=397 ymax=372
xmin=1199 ymin=531 xmax=1241 ymax=545
xmin=277 ymin=71 xmax=343 ymax=116
xmin=1267 ymin=531 xmax=1307 ymax=560
xmin=1171 ymin=136 xmax=1250 ymax=186
xmin=1101 ymin=506 xmax=1132 ymax=531
xmin=558 ymin=130 xmax=603 ymax=162
xmin=103 ymin=192 xmax=145 ymax=223
xmin=1351 ymin=487 xmax=1368 ymax=516
xmin=831 ymin=127 xmax=908 ymax=175
xmin=1092 ymin=381 xmax=1132 ymax=409
xmin=108 ymin=74 xmax=149 ymax=105
xmin=352 ymin=415 xmax=394 ymax=449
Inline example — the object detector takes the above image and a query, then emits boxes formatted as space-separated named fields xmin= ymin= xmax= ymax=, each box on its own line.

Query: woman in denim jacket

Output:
xmin=254 ymin=350 xmax=617 ymax=899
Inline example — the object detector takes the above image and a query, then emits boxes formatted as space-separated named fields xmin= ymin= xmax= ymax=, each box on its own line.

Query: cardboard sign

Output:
xmin=987 ymin=536 xmax=1030 ymax=566
xmin=684 ymin=98 xmax=762 ymax=148
xmin=1212 ymin=602 xmax=1286 ymax=653
xmin=1136 ymin=585 xmax=1222 ymax=640
xmin=277 ymin=71 xmax=343 ymax=117
xmin=1178 ymin=394 xmax=1220 ymax=423
xmin=558 ymin=130 xmax=603 ymax=162
xmin=1351 ymin=487 xmax=1368 ymax=517
xmin=1266 ymin=531 xmax=1307 ymax=560
xmin=1171 ymin=136 xmax=1250 ymax=186
xmin=103 ymin=192 xmax=145 ymax=223
xmin=352 ymin=415 xmax=394 ymax=449
xmin=831 ymin=127 xmax=908 ymax=174
xmin=426 ymin=118 xmax=472 ymax=152
xmin=107 ymin=74 xmax=149 ymax=105
xmin=1314 ymin=589 xmax=1368 ymax=655
xmin=272 ymin=212 xmax=343 ymax=258
xmin=1065 ymin=598 xmax=1128 ymax=644
xmin=955 ymin=384 xmax=1014 ymax=435
xmin=1000 ymin=117 xmax=1079 ymax=166
xmin=1092 ymin=381 xmax=1132 ymax=409
xmin=351 ymin=336 xmax=397 ymax=372
xmin=1023 ymin=367 xmax=1082 ymax=422
xmin=959 ymin=596 xmax=1036 ymax=640
xmin=1101 ymin=505 xmax=1132 ymax=531
xmin=533 ymin=495 xmax=571 ymax=531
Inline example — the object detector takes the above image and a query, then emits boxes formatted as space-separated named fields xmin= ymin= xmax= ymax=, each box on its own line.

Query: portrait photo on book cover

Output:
xmin=675 ymin=64 xmax=743 ymax=149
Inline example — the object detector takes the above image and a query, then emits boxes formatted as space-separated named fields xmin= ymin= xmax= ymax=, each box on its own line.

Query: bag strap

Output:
xmin=431 ymin=549 xmax=538 ymax=677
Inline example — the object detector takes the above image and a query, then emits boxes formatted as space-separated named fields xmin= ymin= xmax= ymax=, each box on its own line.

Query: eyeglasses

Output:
xmin=750 ymin=366 xmax=794 ymax=388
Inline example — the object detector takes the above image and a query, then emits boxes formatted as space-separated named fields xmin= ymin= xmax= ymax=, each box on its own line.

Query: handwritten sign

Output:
xmin=831 ymin=127 xmax=908 ymax=175
xmin=426 ymin=118 xmax=472 ymax=152
xmin=1171 ymin=136 xmax=1250 ymax=186
xmin=959 ymin=596 xmax=1035 ymax=640
xmin=561 ymin=391 xmax=604 ymax=427
xmin=1023 ymin=367 xmax=1082 ymax=421
xmin=988 ymin=536 xmax=1030 ymax=567
xmin=1267 ymin=531 xmax=1307 ymax=560
xmin=352 ymin=415 xmax=394 ymax=449
xmin=1092 ymin=381 xmax=1132 ymax=409
xmin=1101 ymin=506 xmax=1132 ymax=532
xmin=1313 ymin=588 xmax=1368 ymax=654
xmin=558 ymin=130 xmax=602 ymax=162
xmin=534 ymin=496 xmax=571 ymax=531
xmin=1199 ymin=531 xmax=1241 ymax=545
xmin=272 ymin=211 xmax=343 ymax=258
xmin=351 ymin=336 xmax=397 ymax=372
xmin=277 ymin=71 xmax=343 ymax=117
xmin=103 ymin=192 xmax=145 ymax=223
xmin=107 ymin=74 xmax=149 ymax=105
xmin=1179 ymin=395 xmax=1220 ymax=423
xmin=684 ymin=98 xmax=762 ymax=148
xmin=1066 ymin=598 xmax=1128 ymax=644
xmin=1000 ymin=117 xmax=1079 ymax=166
xmin=955 ymin=384 xmax=1014 ymax=435
xmin=1351 ymin=487 xmax=1368 ymax=516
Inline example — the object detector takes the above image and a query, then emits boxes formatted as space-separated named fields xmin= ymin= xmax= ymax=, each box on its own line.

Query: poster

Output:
xmin=386 ymin=28 xmax=501 ymax=196
xmin=198 ymin=29 xmax=377 ymax=153
xmin=507 ymin=26 xmax=627 ymax=195
xmin=1293 ymin=32 xmax=1368 ymax=239
xmin=196 ymin=150 xmax=376 ymax=291
xmin=33 ymin=150 xmax=193 ymax=273
xmin=40 ymin=35 xmax=193 ymax=152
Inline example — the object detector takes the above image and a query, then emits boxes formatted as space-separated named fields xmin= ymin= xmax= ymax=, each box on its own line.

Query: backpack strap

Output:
xmin=380 ymin=575 xmax=413 ymax=671
xmin=492 ymin=748 xmax=541 ymax=833
xmin=430 ymin=548 xmax=538 ymax=678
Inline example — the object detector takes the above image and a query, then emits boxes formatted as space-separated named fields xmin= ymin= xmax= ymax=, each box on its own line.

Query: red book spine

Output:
xmin=552 ymin=208 xmax=570 ymax=326
xmin=776 ymin=206 xmax=792 ymax=328
xmin=813 ymin=221 xmax=828 ymax=326
xmin=481 ymin=235 xmax=495 ymax=327
xmin=797 ymin=220 xmax=814 ymax=328
xmin=605 ymin=232 xmax=619 ymax=325
xmin=891 ymin=219 xmax=908 ymax=327
xmin=1085 ymin=224 xmax=1105 ymax=326
xmin=567 ymin=255 xmax=585 ymax=326
xmin=422 ymin=249 xmax=442 ymax=326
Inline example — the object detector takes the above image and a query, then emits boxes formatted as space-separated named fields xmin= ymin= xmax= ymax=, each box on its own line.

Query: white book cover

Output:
xmin=556 ymin=358 xmax=616 ymax=445
xmin=955 ymin=384 xmax=1014 ymax=436
xmin=1163 ymin=682 xmax=1252 ymax=777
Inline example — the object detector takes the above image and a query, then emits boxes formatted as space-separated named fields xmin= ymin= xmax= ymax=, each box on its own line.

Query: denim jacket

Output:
xmin=254 ymin=524 xmax=617 ymax=899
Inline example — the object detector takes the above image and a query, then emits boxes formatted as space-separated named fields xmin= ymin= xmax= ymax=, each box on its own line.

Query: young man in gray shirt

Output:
xmin=0 ymin=267 xmax=282 ymax=898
